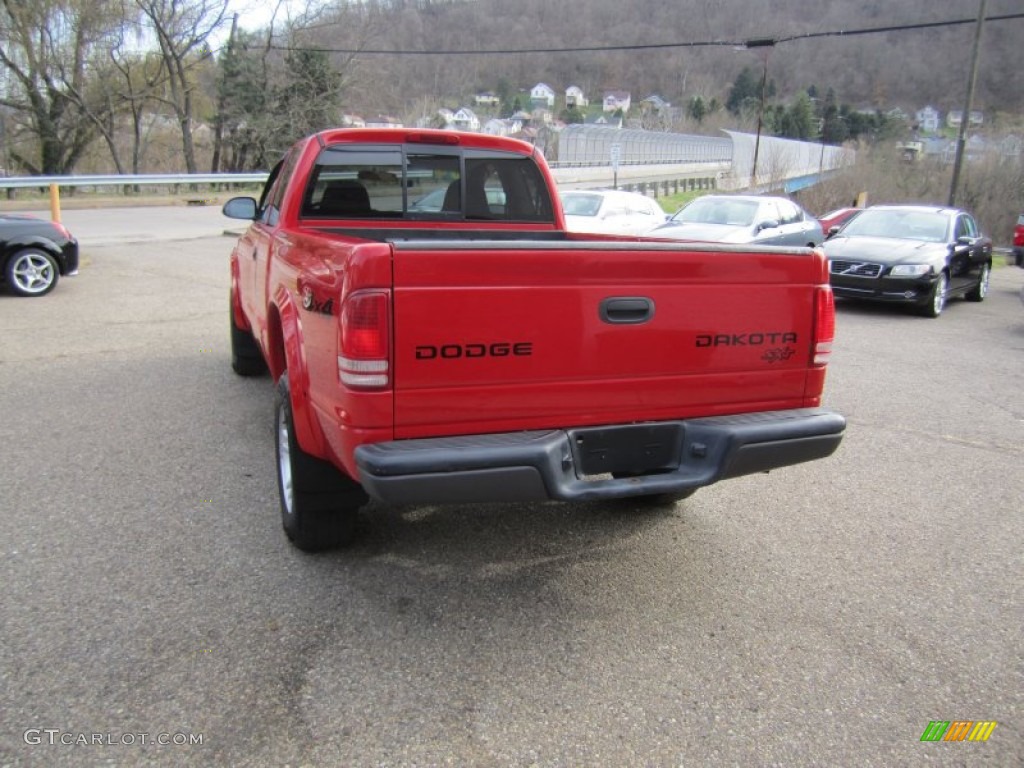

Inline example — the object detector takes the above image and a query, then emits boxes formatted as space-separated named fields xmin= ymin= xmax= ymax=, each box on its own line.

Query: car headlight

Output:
xmin=889 ymin=264 xmax=932 ymax=277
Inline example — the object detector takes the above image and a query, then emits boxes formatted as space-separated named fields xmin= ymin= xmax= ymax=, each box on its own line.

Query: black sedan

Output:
xmin=824 ymin=205 xmax=992 ymax=318
xmin=1 ymin=214 xmax=79 ymax=297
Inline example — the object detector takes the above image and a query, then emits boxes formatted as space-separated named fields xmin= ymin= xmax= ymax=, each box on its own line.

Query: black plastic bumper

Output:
xmin=831 ymin=274 xmax=936 ymax=304
xmin=354 ymin=408 xmax=846 ymax=505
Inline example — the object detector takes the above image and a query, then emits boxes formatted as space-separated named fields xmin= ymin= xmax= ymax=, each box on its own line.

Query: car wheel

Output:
xmin=5 ymin=248 xmax=59 ymax=297
xmin=230 ymin=292 xmax=268 ymax=376
xmin=275 ymin=372 xmax=367 ymax=551
xmin=920 ymin=272 xmax=948 ymax=318
xmin=965 ymin=263 xmax=990 ymax=302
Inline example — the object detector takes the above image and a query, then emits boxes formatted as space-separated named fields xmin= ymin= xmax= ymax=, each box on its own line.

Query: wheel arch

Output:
xmin=270 ymin=291 xmax=328 ymax=458
xmin=2 ymin=236 xmax=63 ymax=271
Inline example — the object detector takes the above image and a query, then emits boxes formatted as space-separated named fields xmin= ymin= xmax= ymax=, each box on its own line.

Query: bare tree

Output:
xmin=134 ymin=0 xmax=228 ymax=173
xmin=0 ymin=0 xmax=120 ymax=174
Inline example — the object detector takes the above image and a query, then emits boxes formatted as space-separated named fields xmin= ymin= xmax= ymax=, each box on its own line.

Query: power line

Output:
xmin=261 ymin=12 xmax=1024 ymax=56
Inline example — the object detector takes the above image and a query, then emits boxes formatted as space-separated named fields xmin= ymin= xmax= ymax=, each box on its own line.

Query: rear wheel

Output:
xmin=965 ymin=263 xmax=990 ymax=302
xmin=230 ymin=292 xmax=268 ymax=376
xmin=919 ymin=272 xmax=947 ymax=318
xmin=275 ymin=373 xmax=367 ymax=551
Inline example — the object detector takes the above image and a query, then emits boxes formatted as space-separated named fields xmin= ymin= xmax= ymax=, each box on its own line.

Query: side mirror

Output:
xmin=956 ymin=235 xmax=976 ymax=246
xmin=222 ymin=196 xmax=258 ymax=220
xmin=757 ymin=219 xmax=780 ymax=232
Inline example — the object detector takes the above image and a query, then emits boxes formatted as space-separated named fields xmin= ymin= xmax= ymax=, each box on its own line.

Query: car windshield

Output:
xmin=561 ymin=193 xmax=602 ymax=217
xmin=671 ymin=198 xmax=758 ymax=227
xmin=841 ymin=210 xmax=949 ymax=242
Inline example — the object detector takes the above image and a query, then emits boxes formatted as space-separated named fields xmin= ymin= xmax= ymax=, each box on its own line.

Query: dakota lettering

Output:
xmin=696 ymin=331 xmax=798 ymax=347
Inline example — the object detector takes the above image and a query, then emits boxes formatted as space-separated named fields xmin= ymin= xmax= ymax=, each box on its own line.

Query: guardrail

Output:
xmin=0 ymin=172 xmax=268 ymax=190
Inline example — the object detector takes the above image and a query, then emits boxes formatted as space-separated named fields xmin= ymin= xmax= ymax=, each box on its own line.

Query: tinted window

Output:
xmin=300 ymin=145 xmax=553 ymax=223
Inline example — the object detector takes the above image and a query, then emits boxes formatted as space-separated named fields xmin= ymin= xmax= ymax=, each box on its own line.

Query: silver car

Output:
xmin=651 ymin=194 xmax=824 ymax=247
xmin=560 ymin=190 xmax=668 ymax=236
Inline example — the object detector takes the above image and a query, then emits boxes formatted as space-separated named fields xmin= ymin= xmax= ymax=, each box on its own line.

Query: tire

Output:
xmin=275 ymin=372 xmax=367 ymax=551
xmin=230 ymin=292 xmax=268 ymax=376
xmin=919 ymin=271 xmax=947 ymax=318
xmin=5 ymin=248 xmax=59 ymax=297
xmin=965 ymin=263 xmax=990 ymax=302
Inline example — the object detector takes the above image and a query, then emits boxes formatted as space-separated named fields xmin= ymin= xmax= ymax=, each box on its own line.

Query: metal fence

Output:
xmin=554 ymin=125 xmax=733 ymax=167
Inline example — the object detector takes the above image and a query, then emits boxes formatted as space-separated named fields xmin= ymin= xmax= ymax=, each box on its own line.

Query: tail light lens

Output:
xmin=813 ymin=286 xmax=835 ymax=365
xmin=338 ymin=290 xmax=390 ymax=388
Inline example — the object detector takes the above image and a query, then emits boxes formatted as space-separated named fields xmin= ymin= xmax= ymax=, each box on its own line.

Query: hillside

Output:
xmin=306 ymin=0 xmax=1021 ymax=120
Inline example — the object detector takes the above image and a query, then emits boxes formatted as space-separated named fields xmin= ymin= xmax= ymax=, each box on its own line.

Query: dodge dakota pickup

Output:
xmin=223 ymin=128 xmax=845 ymax=551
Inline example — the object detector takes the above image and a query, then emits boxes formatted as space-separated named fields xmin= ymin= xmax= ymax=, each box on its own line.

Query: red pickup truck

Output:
xmin=223 ymin=128 xmax=845 ymax=551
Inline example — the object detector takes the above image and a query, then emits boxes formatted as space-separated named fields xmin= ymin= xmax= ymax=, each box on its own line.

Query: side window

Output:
xmin=963 ymin=215 xmax=978 ymax=238
xmin=759 ymin=201 xmax=782 ymax=226
xmin=464 ymin=155 xmax=554 ymax=222
xmin=257 ymin=157 xmax=285 ymax=221
xmin=954 ymin=215 xmax=972 ymax=240
xmin=777 ymin=200 xmax=801 ymax=225
xmin=263 ymin=149 xmax=300 ymax=226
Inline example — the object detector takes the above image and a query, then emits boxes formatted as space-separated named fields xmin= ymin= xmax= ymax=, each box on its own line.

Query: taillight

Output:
xmin=338 ymin=290 xmax=390 ymax=388
xmin=813 ymin=286 xmax=835 ymax=365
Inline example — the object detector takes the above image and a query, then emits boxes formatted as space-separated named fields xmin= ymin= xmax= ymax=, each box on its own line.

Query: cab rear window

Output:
xmin=301 ymin=144 xmax=554 ymax=223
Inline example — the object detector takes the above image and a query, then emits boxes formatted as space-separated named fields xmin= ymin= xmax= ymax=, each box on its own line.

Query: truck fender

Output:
xmin=273 ymin=289 xmax=328 ymax=459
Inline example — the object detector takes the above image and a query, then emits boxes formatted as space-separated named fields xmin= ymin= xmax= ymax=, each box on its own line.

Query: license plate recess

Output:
xmin=569 ymin=423 xmax=683 ymax=477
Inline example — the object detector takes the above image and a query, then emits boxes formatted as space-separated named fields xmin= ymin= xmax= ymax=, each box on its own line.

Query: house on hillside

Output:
xmin=565 ymin=86 xmax=588 ymax=109
xmin=453 ymin=107 xmax=480 ymax=132
xmin=946 ymin=110 xmax=984 ymax=129
xmin=341 ymin=114 xmax=365 ymax=128
xmin=530 ymin=83 xmax=556 ymax=108
xmin=915 ymin=106 xmax=940 ymax=133
xmin=602 ymin=91 xmax=631 ymax=114
xmin=482 ymin=117 xmax=524 ymax=137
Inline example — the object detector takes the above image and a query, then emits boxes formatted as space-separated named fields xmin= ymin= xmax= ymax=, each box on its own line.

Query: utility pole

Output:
xmin=948 ymin=0 xmax=987 ymax=207
xmin=740 ymin=38 xmax=775 ymax=190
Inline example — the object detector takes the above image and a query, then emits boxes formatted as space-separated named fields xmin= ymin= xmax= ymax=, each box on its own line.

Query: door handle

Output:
xmin=599 ymin=297 xmax=655 ymax=324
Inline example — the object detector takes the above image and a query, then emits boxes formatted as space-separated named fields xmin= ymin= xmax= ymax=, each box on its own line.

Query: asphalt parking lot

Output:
xmin=1 ymin=221 xmax=1021 ymax=767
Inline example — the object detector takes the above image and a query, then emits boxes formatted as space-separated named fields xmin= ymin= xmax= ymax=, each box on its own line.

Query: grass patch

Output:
xmin=657 ymin=189 xmax=705 ymax=214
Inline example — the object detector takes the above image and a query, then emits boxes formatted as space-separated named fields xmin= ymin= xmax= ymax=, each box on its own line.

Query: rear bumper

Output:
xmin=354 ymin=408 xmax=845 ymax=504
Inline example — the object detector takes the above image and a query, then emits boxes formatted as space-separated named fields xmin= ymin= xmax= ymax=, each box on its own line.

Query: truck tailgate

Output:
xmin=391 ymin=239 xmax=827 ymax=439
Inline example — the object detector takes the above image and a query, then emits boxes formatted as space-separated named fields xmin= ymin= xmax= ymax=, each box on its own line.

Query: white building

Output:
xmin=565 ymin=86 xmax=588 ymax=109
xmin=530 ymin=83 xmax=556 ymax=108
xmin=915 ymin=106 xmax=940 ymax=133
